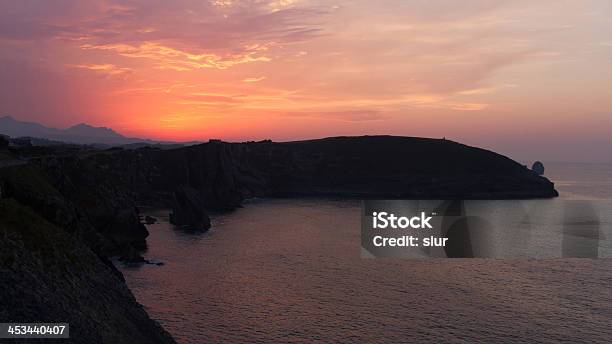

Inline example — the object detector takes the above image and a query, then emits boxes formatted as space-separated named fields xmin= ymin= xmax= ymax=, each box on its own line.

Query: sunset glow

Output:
xmin=1 ymin=0 xmax=611 ymax=161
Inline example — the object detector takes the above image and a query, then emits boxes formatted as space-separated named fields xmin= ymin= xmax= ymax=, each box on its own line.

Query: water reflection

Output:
xmin=122 ymin=199 xmax=612 ymax=343
xmin=562 ymin=201 xmax=601 ymax=258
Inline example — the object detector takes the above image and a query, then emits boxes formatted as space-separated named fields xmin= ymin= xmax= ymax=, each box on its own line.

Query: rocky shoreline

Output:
xmin=0 ymin=135 xmax=557 ymax=343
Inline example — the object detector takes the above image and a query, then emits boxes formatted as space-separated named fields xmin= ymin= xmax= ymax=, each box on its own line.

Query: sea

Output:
xmin=120 ymin=162 xmax=612 ymax=343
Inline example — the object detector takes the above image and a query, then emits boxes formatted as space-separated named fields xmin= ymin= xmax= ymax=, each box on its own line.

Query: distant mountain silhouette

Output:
xmin=64 ymin=123 xmax=126 ymax=140
xmin=0 ymin=115 xmax=156 ymax=145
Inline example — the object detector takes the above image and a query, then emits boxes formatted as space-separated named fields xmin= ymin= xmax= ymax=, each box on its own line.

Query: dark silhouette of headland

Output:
xmin=0 ymin=134 xmax=558 ymax=343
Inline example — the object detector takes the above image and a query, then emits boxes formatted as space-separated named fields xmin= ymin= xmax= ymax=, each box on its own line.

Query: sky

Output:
xmin=0 ymin=0 xmax=611 ymax=162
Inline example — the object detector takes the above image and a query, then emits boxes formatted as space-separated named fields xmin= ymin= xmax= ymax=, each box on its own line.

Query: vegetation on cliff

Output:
xmin=0 ymin=199 xmax=175 ymax=343
xmin=0 ymin=142 xmax=174 ymax=343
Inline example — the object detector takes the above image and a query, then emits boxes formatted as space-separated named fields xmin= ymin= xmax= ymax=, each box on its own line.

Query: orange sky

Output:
xmin=1 ymin=1 xmax=611 ymax=162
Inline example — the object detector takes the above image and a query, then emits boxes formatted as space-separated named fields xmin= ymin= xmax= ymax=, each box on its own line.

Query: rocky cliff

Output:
xmin=0 ymin=148 xmax=175 ymax=343
xmin=0 ymin=199 xmax=175 ymax=343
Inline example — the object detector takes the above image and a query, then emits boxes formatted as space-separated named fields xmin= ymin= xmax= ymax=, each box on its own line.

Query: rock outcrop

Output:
xmin=532 ymin=161 xmax=545 ymax=175
xmin=169 ymin=186 xmax=211 ymax=231
xmin=0 ymin=135 xmax=8 ymax=149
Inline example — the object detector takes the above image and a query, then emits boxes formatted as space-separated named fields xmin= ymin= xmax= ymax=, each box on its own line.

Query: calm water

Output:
xmin=121 ymin=162 xmax=612 ymax=343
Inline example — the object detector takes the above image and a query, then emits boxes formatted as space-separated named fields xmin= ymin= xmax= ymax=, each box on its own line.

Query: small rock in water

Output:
xmin=144 ymin=215 xmax=157 ymax=224
xmin=119 ymin=246 xmax=147 ymax=264
xmin=169 ymin=186 xmax=211 ymax=231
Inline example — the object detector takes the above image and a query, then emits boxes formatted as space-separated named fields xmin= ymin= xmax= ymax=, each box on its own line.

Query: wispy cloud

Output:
xmin=80 ymin=42 xmax=271 ymax=71
xmin=69 ymin=63 xmax=132 ymax=76
xmin=242 ymin=76 xmax=267 ymax=83
xmin=177 ymin=93 xmax=244 ymax=105
xmin=282 ymin=109 xmax=389 ymax=122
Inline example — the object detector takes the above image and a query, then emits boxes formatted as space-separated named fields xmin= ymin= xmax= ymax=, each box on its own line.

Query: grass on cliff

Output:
xmin=0 ymin=151 xmax=14 ymax=160
xmin=0 ymin=164 xmax=60 ymax=196
xmin=0 ymin=199 xmax=84 ymax=268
